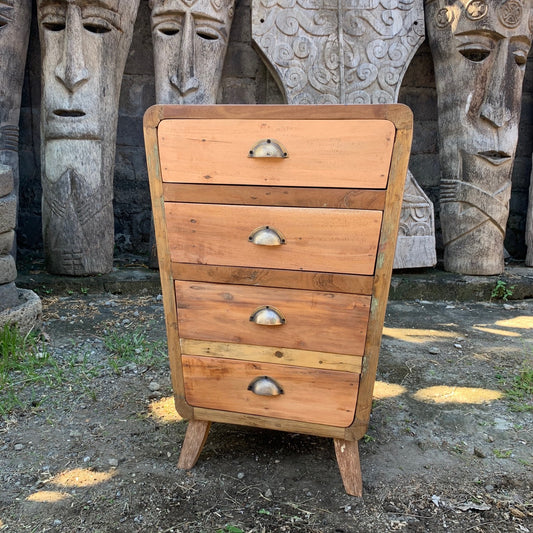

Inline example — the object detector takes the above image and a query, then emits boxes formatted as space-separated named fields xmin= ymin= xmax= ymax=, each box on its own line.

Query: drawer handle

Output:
xmin=248 ymin=138 xmax=288 ymax=158
xmin=249 ymin=305 xmax=286 ymax=326
xmin=248 ymin=226 xmax=286 ymax=246
xmin=248 ymin=376 xmax=284 ymax=396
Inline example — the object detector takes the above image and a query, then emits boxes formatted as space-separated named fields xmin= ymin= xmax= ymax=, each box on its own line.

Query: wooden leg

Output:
xmin=333 ymin=438 xmax=363 ymax=497
xmin=177 ymin=420 xmax=211 ymax=470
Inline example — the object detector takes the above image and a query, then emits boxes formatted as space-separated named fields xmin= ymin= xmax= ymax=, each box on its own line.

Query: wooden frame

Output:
xmin=144 ymin=104 xmax=413 ymax=496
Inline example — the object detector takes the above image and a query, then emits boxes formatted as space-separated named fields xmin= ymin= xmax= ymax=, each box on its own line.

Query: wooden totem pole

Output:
xmin=0 ymin=0 xmax=41 ymax=333
xmin=37 ymin=0 xmax=140 ymax=275
xmin=148 ymin=0 xmax=236 ymax=267
xmin=252 ymin=0 xmax=437 ymax=269
xmin=426 ymin=0 xmax=532 ymax=275
xmin=527 ymin=160 xmax=533 ymax=266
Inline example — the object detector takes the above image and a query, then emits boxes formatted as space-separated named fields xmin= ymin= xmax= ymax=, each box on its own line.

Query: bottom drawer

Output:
xmin=182 ymin=355 xmax=358 ymax=427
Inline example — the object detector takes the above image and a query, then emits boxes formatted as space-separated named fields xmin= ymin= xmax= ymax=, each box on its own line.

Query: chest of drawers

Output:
xmin=144 ymin=104 xmax=412 ymax=496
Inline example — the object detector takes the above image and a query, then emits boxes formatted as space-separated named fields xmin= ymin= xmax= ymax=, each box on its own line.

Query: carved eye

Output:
xmin=459 ymin=48 xmax=490 ymax=62
xmin=156 ymin=23 xmax=180 ymax=36
xmin=83 ymin=22 xmax=112 ymax=34
xmin=196 ymin=29 xmax=219 ymax=40
xmin=513 ymin=51 xmax=527 ymax=66
xmin=43 ymin=21 xmax=66 ymax=31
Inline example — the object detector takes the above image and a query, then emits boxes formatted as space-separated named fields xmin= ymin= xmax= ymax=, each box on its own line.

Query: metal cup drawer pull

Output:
xmin=248 ymin=226 xmax=286 ymax=246
xmin=248 ymin=376 xmax=284 ymax=396
xmin=249 ymin=305 xmax=286 ymax=326
xmin=248 ymin=138 xmax=288 ymax=158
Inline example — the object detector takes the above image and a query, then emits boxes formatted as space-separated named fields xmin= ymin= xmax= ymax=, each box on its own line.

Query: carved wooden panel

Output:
xmin=252 ymin=0 xmax=436 ymax=269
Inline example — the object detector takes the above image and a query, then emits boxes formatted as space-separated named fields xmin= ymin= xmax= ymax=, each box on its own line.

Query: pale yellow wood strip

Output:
xmin=180 ymin=339 xmax=363 ymax=373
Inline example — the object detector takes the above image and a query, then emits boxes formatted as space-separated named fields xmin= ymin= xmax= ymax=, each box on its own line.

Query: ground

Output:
xmin=0 ymin=292 xmax=532 ymax=532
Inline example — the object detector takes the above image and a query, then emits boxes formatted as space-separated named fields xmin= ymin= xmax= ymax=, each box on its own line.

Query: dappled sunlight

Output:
xmin=149 ymin=395 xmax=183 ymax=424
xmin=382 ymin=327 xmax=458 ymax=344
xmin=473 ymin=326 xmax=521 ymax=337
xmin=494 ymin=316 xmax=533 ymax=330
xmin=373 ymin=381 xmax=407 ymax=399
xmin=413 ymin=386 xmax=503 ymax=405
xmin=51 ymin=468 xmax=115 ymax=488
xmin=26 ymin=491 xmax=72 ymax=503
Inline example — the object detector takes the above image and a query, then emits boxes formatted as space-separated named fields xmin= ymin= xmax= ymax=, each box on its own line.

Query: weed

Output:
xmin=362 ymin=434 xmax=375 ymax=443
xmin=493 ymin=449 xmax=512 ymax=458
xmin=103 ymin=328 xmax=166 ymax=370
xmin=491 ymin=280 xmax=515 ymax=301
xmin=506 ymin=366 xmax=533 ymax=412
xmin=216 ymin=526 xmax=244 ymax=533
xmin=0 ymin=325 xmax=52 ymax=416
xmin=80 ymin=287 xmax=89 ymax=295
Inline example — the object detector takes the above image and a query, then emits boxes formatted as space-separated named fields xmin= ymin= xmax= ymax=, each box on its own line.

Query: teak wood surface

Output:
xmin=144 ymin=104 xmax=413 ymax=496
xmin=158 ymin=118 xmax=395 ymax=189
xmin=182 ymin=355 xmax=358 ymax=427
xmin=175 ymin=280 xmax=371 ymax=356
xmin=166 ymin=203 xmax=382 ymax=275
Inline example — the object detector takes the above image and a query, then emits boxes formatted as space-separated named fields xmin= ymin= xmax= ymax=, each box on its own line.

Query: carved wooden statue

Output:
xmin=252 ymin=0 xmax=437 ymax=269
xmin=150 ymin=0 xmax=235 ymax=105
xmin=0 ymin=0 xmax=30 ymax=313
xmin=37 ymin=0 xmax=140 ymax=275
xmin=527 ymin=160 xmax=533 ymax=266
xmin=0 ymin=0 xmax=42 ymax=332
xmin=426 ymin=0 xmax=532 ymax=275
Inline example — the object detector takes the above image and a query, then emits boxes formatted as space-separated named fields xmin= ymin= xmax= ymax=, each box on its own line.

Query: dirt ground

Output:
xmin=0 ymin=292 xmax=532 ymax=532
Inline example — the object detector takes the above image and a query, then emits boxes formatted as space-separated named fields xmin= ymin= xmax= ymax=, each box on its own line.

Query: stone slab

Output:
xmin=0 ymin=165 xmax=14 ymax=198
xmin=0 ymin=282 xmax=20 ymax=310
xmin=0 ymin=288 xmax=42 ymax=335
xmin=0 ymin=194 xmax=17 ymax=233
xmin=0 ymin=254 xmax=17 ymax=284
xmin=0 ymin=230 xmax=14 ymax=255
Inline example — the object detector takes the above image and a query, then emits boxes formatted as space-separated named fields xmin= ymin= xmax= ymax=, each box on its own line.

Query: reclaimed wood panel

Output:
xmin=166 ymin=203 xmax=382 ymax=276
xmin=171 ymin=263 xmax=374 ymax=295
xmin=162 ymin=183 xmax=387 ymax=210
xmin=180 ymin=339 xmax=363 ymax=373
xmin=175 ymin=281 xmax=371 ymax=356
xmin=158 ymin=119 xmax=395 ymax=188
xmin=182 ymin=355 xmax=358 ymax=426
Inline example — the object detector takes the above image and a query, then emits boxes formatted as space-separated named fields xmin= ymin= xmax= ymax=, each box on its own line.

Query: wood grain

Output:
xmin=165 ymin=203 xmax=382 ymax=276
xmin=334 ymin=438 xmax=363 ymax=497
xmin=171 ymin=263 xmax=375 ymax=295
xmin=182 ymin=355 xmax=358 ymax=426
xmin=175 ymin=281 xmax=371 ymax=356
xmin=177 ymin=420 xmax=211 ymax=469
xmin=180 ymin=339 xmax=363 ymax=373
xmin=162 ymin=183 xmax=387 ymax=210
xmin=158 ymin=119 xmax=395 ymax=189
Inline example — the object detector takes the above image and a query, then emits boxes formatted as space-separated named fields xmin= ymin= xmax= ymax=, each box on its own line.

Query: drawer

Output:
xmin=166 ymin=203 xmax=382 ymax=276
xmin=182 ymin=355 xmax=358 ymax=426
xmin=175 ymin=281 xmax=371 ymax=356
xmin=158 ymin=118 xmax=395 ymax=189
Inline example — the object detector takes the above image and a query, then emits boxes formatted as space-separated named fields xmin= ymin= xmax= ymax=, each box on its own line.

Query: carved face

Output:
xmin=37 ymin=0 xmax=138 ymax=142
xmin=0 ymin=0 xmax=31 ymax=159
xmin=150 ymin=0 xmax=234 ymax=104
xmin=427 ymin=0 xmax=532 ymax=178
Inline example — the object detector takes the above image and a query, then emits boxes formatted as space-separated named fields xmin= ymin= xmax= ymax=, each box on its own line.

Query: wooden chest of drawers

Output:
xmin=144 ymin=105 xmax=412 ymax=496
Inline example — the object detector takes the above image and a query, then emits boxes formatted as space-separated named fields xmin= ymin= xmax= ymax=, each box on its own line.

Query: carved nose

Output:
xmin=170 ymin=12 xmax=198 ymax=96
xmin=54 ymin=6 xmax=89 ymax=92
xmin=480 ymin=103 xmax=511 ymax=129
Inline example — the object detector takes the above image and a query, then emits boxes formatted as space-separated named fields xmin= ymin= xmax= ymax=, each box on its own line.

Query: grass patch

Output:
xmin=0 ymin=324 xmax=57 ymax=416
xmin=103 ymin=328 xmax=166 ymax=372
xmin=506 ymin=366 xmax=533 ymax=412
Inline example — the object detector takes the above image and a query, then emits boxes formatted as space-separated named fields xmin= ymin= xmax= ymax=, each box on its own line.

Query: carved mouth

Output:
xmin=53 ymin=109 xmax=86 ymax=118
xmin=477 ymin=151 xmax=512 ymax=166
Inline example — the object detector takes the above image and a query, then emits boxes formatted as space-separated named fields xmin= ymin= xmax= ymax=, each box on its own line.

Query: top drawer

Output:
xmin=157 ymin=119 xmax=395 ymax=189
